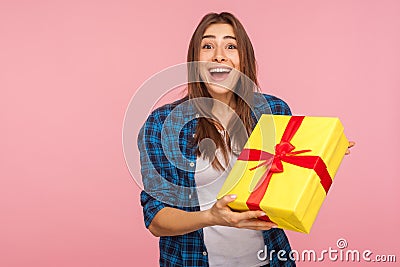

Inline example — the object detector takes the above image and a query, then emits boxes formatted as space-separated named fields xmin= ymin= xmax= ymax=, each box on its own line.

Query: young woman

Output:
xmin=138 ymin=12 xmax=353 ymax=267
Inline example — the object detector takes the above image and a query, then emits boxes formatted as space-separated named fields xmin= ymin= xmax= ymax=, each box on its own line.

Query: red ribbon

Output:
xmin=237 ymin=116 xmax=332 ymax=221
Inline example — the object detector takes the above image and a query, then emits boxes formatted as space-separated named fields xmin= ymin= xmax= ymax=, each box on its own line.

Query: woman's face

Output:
xmin=199 ymin=23 xmax=241 ymax=98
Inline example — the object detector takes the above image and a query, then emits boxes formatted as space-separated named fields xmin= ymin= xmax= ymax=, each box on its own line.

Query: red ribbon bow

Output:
xmin=237 ymin=116 xmax=332 ymax=221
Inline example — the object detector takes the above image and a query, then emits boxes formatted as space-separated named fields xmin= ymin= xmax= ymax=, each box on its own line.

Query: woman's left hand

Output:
xmin=345 ymin=141 xmax=355 ymax=155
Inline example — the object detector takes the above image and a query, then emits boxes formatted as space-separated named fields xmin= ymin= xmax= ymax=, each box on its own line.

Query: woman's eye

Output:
xmin=202 ymin=44 xmax=213 ymax=49
xmin=227 ymin=44 xmax=237 ymax=49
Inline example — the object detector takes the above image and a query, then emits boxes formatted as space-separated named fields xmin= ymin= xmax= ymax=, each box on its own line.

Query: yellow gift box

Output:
xmin=217 ymin=115 xmax=348 ymax=233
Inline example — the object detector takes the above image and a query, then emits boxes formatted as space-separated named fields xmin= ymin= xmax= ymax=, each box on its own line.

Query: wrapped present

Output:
xmin=217 ymin=115 xmax=348 ymax=233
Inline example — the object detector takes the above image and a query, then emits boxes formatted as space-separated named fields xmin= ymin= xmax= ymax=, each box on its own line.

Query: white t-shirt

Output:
xmin=195 ymin=138 xmax=269 ymax=267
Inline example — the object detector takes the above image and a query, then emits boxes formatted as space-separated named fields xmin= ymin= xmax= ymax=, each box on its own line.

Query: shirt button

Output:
xmin=202 ymin=251 xmax=207 ymax=256
xmin=195 ymin=113 xmax=200 ymax=118
xmin=188 ymin=194 xmax=192 ymax=199
xmin=189 ymin=162 xmax=195 ymax=167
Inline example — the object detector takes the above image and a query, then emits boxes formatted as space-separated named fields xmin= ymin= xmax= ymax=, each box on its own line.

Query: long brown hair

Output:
xmin=187 ymin=12 xmax=259 ymax=170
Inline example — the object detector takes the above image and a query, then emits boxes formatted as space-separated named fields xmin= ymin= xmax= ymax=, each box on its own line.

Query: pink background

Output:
xmin=1 ymin=0 xmax=399 ymax=266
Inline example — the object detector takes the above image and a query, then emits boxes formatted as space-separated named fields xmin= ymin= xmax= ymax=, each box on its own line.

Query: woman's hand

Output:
xmin=345 ymin=141 xmax=355 ymax=155
xmin=206 ymin=194 xmax=277 ymax=230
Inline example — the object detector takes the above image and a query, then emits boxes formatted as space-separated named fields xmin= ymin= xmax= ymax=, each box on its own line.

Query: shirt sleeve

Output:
xmin=263 ymin=94 xmax=292 ymax=116
xmin=277 ymin=99 xmax=291 ymax=116
xmin=140 ymin=191 xmax=166 ymax=228
xmin=137 ymin=110 xmax=169 ymax=228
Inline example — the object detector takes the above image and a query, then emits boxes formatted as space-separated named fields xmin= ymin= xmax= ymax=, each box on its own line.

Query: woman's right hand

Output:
xmin=206 ymin=194 xmax=278 ymax=230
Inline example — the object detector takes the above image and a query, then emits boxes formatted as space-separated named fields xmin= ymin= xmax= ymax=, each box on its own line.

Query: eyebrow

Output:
xmin=201 ymin=35 xmax=236 ymax=40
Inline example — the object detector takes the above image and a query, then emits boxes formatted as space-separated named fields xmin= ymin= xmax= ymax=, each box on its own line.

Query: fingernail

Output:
xmin=260 ymin=212 xmax=266 ymax=216
xmin=272 ymin=225 xmax=278 ymax=228
xmin=230 ymin=194 xmax=237 ymax=199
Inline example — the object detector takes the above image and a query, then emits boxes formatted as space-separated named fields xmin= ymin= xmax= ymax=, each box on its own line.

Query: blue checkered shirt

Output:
xmin=138 ymin=93 xmax=296 ymax=267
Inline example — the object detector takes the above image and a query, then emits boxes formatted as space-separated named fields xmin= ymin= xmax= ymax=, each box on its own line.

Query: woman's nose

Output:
xmin=212 ymin=48 xmax=227 ymax=63
xmin=213 ymin=56 xmax=227 ymax=63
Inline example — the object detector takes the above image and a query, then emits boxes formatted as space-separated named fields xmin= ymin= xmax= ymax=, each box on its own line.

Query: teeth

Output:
xmin=209 ymin=68 xmax=231 ymax=73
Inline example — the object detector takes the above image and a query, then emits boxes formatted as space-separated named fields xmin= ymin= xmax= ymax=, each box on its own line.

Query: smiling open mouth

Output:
xmin=208 ymin=67 xmax=232 ymax=81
